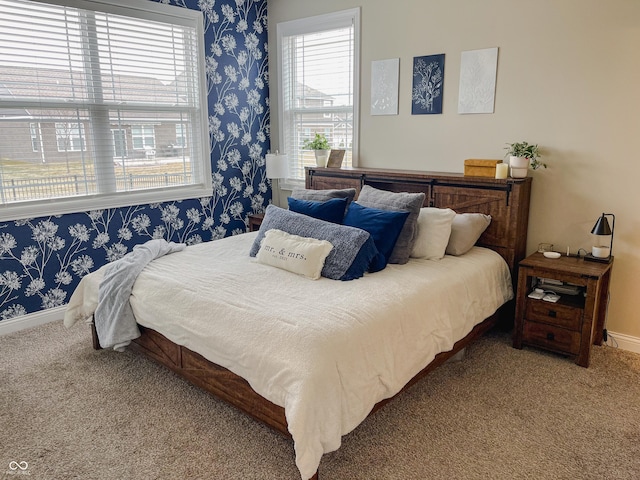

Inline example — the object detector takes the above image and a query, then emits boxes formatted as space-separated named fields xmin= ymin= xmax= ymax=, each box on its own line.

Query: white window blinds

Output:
xmin=0 ymin=0 xmax=210 ymax=221
xmin=278 ymin=8 xmax=360 ymax=181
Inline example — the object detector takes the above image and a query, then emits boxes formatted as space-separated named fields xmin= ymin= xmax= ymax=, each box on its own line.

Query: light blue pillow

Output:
xmin=287 ymin=196 xmax=348 ymax=224
xmin=343 ymin=202 xmax=410 ymax=267
xmin=290 ymin=187 xmax=356 ymax=205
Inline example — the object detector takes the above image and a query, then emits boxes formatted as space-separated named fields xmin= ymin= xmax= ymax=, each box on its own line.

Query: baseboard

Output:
xmin=605 ymin=330 xmax=640 ymax=354
xmin=0 ymin=306 xmax=65 ymax=336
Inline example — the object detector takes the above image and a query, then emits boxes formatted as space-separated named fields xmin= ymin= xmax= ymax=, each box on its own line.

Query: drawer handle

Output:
xmin=548 ymin=310 xmax=557 ymax=318
xmin=547 ymin=332 xmax=555 ymax=341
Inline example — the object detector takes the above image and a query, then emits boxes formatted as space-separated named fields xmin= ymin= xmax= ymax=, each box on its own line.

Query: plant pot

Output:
xmin=509 ymin=156 xmax=530 ymax=178
xmin=509 ymin=156 xmax=530 ymax=168
xmin=314 ymin=149 xmax=330 ymax=167
xmin=510 ymin=167 xmax=529 ymax=178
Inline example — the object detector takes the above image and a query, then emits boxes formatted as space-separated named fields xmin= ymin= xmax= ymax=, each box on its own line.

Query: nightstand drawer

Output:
xmin=525 ymin=300 xmax=582 ymax=330
xmin=523 ymin=321 xmax=581 ymax=355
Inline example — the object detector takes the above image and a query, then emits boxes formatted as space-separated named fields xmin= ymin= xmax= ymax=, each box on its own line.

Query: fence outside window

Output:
xmin=1 ymin=173 xmax=192 ymax=204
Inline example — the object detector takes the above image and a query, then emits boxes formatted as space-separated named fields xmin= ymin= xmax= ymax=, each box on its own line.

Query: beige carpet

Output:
xmin=1 ymin=320 xmax=639 ymax=480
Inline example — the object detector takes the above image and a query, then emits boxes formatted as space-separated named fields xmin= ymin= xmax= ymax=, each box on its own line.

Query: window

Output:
xmin=131 ymin=125 xmax=155 ymax=150
xmin=111 ymin=129 xmax=127 ymax=159
xmin=55 ymin=123 xmax=86 ymax=152
xmin=29 ymin=123 xmax=39 ymax=152
xmin=0 ymin=0 xmax=210 ymax=221
xmin=175 ymin=123 xmax=187 ymax=147
xmin=277 ymin=8 xmax=360 ymax=182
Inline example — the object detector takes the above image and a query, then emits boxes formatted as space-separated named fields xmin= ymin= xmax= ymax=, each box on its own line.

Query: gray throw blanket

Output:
xmin=94 ymin=239 xmax=186 ymax=351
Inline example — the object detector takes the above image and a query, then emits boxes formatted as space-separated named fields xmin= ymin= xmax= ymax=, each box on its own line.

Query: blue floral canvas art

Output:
xmin=411 ymin=54 xmax=445 ymax=115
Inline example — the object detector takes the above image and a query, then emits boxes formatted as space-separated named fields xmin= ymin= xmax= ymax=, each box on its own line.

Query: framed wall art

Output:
xmin=458 ymin=47 xmax=499 ymax=114
xmin=411 ymin=54 xmax=445 ymax=115
xmin=371 ymin=58 xmax=400 ymax=116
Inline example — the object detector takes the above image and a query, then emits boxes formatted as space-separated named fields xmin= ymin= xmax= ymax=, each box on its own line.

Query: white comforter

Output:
xmin=64 ymin=232 xmax=513 ymax=480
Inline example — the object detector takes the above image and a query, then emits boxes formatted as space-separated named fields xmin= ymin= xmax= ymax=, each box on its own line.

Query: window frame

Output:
xmin=276 ymin=8 xmax=360 ymax=187
xmin=0 ymin=0 xmax=211 ymax=222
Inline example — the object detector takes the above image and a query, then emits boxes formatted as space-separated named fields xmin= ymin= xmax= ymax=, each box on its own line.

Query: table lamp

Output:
xmin=265 ymin=152 xmax=289 ymax=180
xmin=265 ymin=152 xmax=289 ymax=208
xmin=584 ymin=213 xmax=614 ymax=263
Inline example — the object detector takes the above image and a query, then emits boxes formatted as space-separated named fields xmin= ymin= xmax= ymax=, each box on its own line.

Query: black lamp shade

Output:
xmin=591 ymin=214 xmax=612 ymax=236
xmin=585 ymin=212 xmax=615 ymax=263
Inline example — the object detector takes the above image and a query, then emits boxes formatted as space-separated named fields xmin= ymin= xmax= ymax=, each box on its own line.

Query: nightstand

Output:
xmin=247 ymin=213 xmax=264 ymax=232
xmin=512 ymin=252 xmax=613 ymax=367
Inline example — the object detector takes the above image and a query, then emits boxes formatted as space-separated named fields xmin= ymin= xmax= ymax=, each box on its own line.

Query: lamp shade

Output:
xmin=585 ymin=212 xmax=615 ymax=263
xmin=591 ymin=213 xmax=612 ymax=236
xmin=265 ymin=153 xmax=289 ymax=179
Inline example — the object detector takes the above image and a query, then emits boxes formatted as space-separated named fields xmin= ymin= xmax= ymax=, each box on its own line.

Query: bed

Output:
xmin=64 ymin=166 xmax=532 ymax=480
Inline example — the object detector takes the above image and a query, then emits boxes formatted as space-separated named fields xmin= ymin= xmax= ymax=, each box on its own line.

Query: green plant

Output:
xmin=504 ymin=141 xmax=546 ymax=169
xmin=302 ymin=133 xmax=330 ymax=150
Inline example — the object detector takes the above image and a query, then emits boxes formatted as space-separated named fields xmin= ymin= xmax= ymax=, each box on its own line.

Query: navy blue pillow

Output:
xmin=287 ymin=196 xmax=348 ymax=224
xmin=343 ymin=202 xmax=410 ymax=267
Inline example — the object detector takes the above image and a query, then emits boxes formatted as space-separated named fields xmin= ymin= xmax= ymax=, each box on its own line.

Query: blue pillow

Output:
xmin=343 ymin=202 xmax=410 ymax=267
xmin=287 ymin=196 xmax=348 ymax=224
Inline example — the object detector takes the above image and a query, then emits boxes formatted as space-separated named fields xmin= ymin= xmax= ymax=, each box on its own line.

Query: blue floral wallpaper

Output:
xmin=0 ymin=0 xmax=270 ymax=321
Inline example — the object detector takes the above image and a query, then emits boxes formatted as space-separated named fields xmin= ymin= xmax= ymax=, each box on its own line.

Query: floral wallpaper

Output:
xmin=0 ymin=0 xmax=270 ymax=321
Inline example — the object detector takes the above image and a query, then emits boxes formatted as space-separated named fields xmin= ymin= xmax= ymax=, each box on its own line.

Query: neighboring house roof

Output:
xmin=296 ymin=82 xmax=334 ymax=102
xmin=0 ymin=83 xmax=31 ymax=119
xmin=0 ymin=66 xmax=187 ymax=123
xmin=0 ymin=65 xmax=186 ymax=104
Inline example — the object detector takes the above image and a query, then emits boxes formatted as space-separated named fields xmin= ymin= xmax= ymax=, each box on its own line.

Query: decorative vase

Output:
xmin=314 ymin=149 xmax=330 ymax=167
xmin=509 ymin=156 xmax=530 ymax=178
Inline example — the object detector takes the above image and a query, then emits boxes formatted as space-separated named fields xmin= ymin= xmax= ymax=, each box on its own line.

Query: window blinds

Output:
xmin=0 ymin=0 xmax=208 ymax=213
xmin=279 ymin=12 xmax=357 ymax=181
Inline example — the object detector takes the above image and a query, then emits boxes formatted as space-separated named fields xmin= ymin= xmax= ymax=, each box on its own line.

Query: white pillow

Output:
xmin=410 ymin=207 xmax=456 ymax=260
xmin=445 ymin=213 xmax=492 ymax=256
xmin=255 ymin=229 xmax=334 ymax=280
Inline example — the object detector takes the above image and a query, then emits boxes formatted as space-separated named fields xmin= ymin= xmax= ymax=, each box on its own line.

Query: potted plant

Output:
xmin=504 ymin=141 xmax=546 ymax=178
xmin=303 ymin=133 xmax=331 ymax=167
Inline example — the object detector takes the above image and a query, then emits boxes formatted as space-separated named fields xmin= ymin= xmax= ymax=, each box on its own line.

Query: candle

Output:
xmin=592 ymin=245 xmax=610 ymax=258
xmin=495 ymin=163 xmax=509 ymax=179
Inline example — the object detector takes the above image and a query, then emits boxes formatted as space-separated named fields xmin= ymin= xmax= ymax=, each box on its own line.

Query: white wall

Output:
xmin=268 ymin=0 xmax=640 ymax=340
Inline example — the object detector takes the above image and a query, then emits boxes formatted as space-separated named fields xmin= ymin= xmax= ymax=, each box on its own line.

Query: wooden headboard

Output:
xmin=306 ymin=166 xmax=532 ymax=281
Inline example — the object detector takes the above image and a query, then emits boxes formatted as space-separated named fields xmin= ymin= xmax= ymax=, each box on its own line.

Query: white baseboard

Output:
xmin=606 ymin=330 xmax=640 ymax=354
xmin=0 ymin=306 xmax=65 ymax=336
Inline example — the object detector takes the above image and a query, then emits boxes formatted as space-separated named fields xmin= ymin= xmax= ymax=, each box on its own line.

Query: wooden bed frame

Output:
xmin=91 ymin=166 xmax=532 ymax=480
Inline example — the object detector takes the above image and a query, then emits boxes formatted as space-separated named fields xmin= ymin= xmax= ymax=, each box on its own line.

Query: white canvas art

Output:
xmin=458 ymin=47 xmax=498 ymax=114
xmin=371 ymin=58 xmax=400 ymax=115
